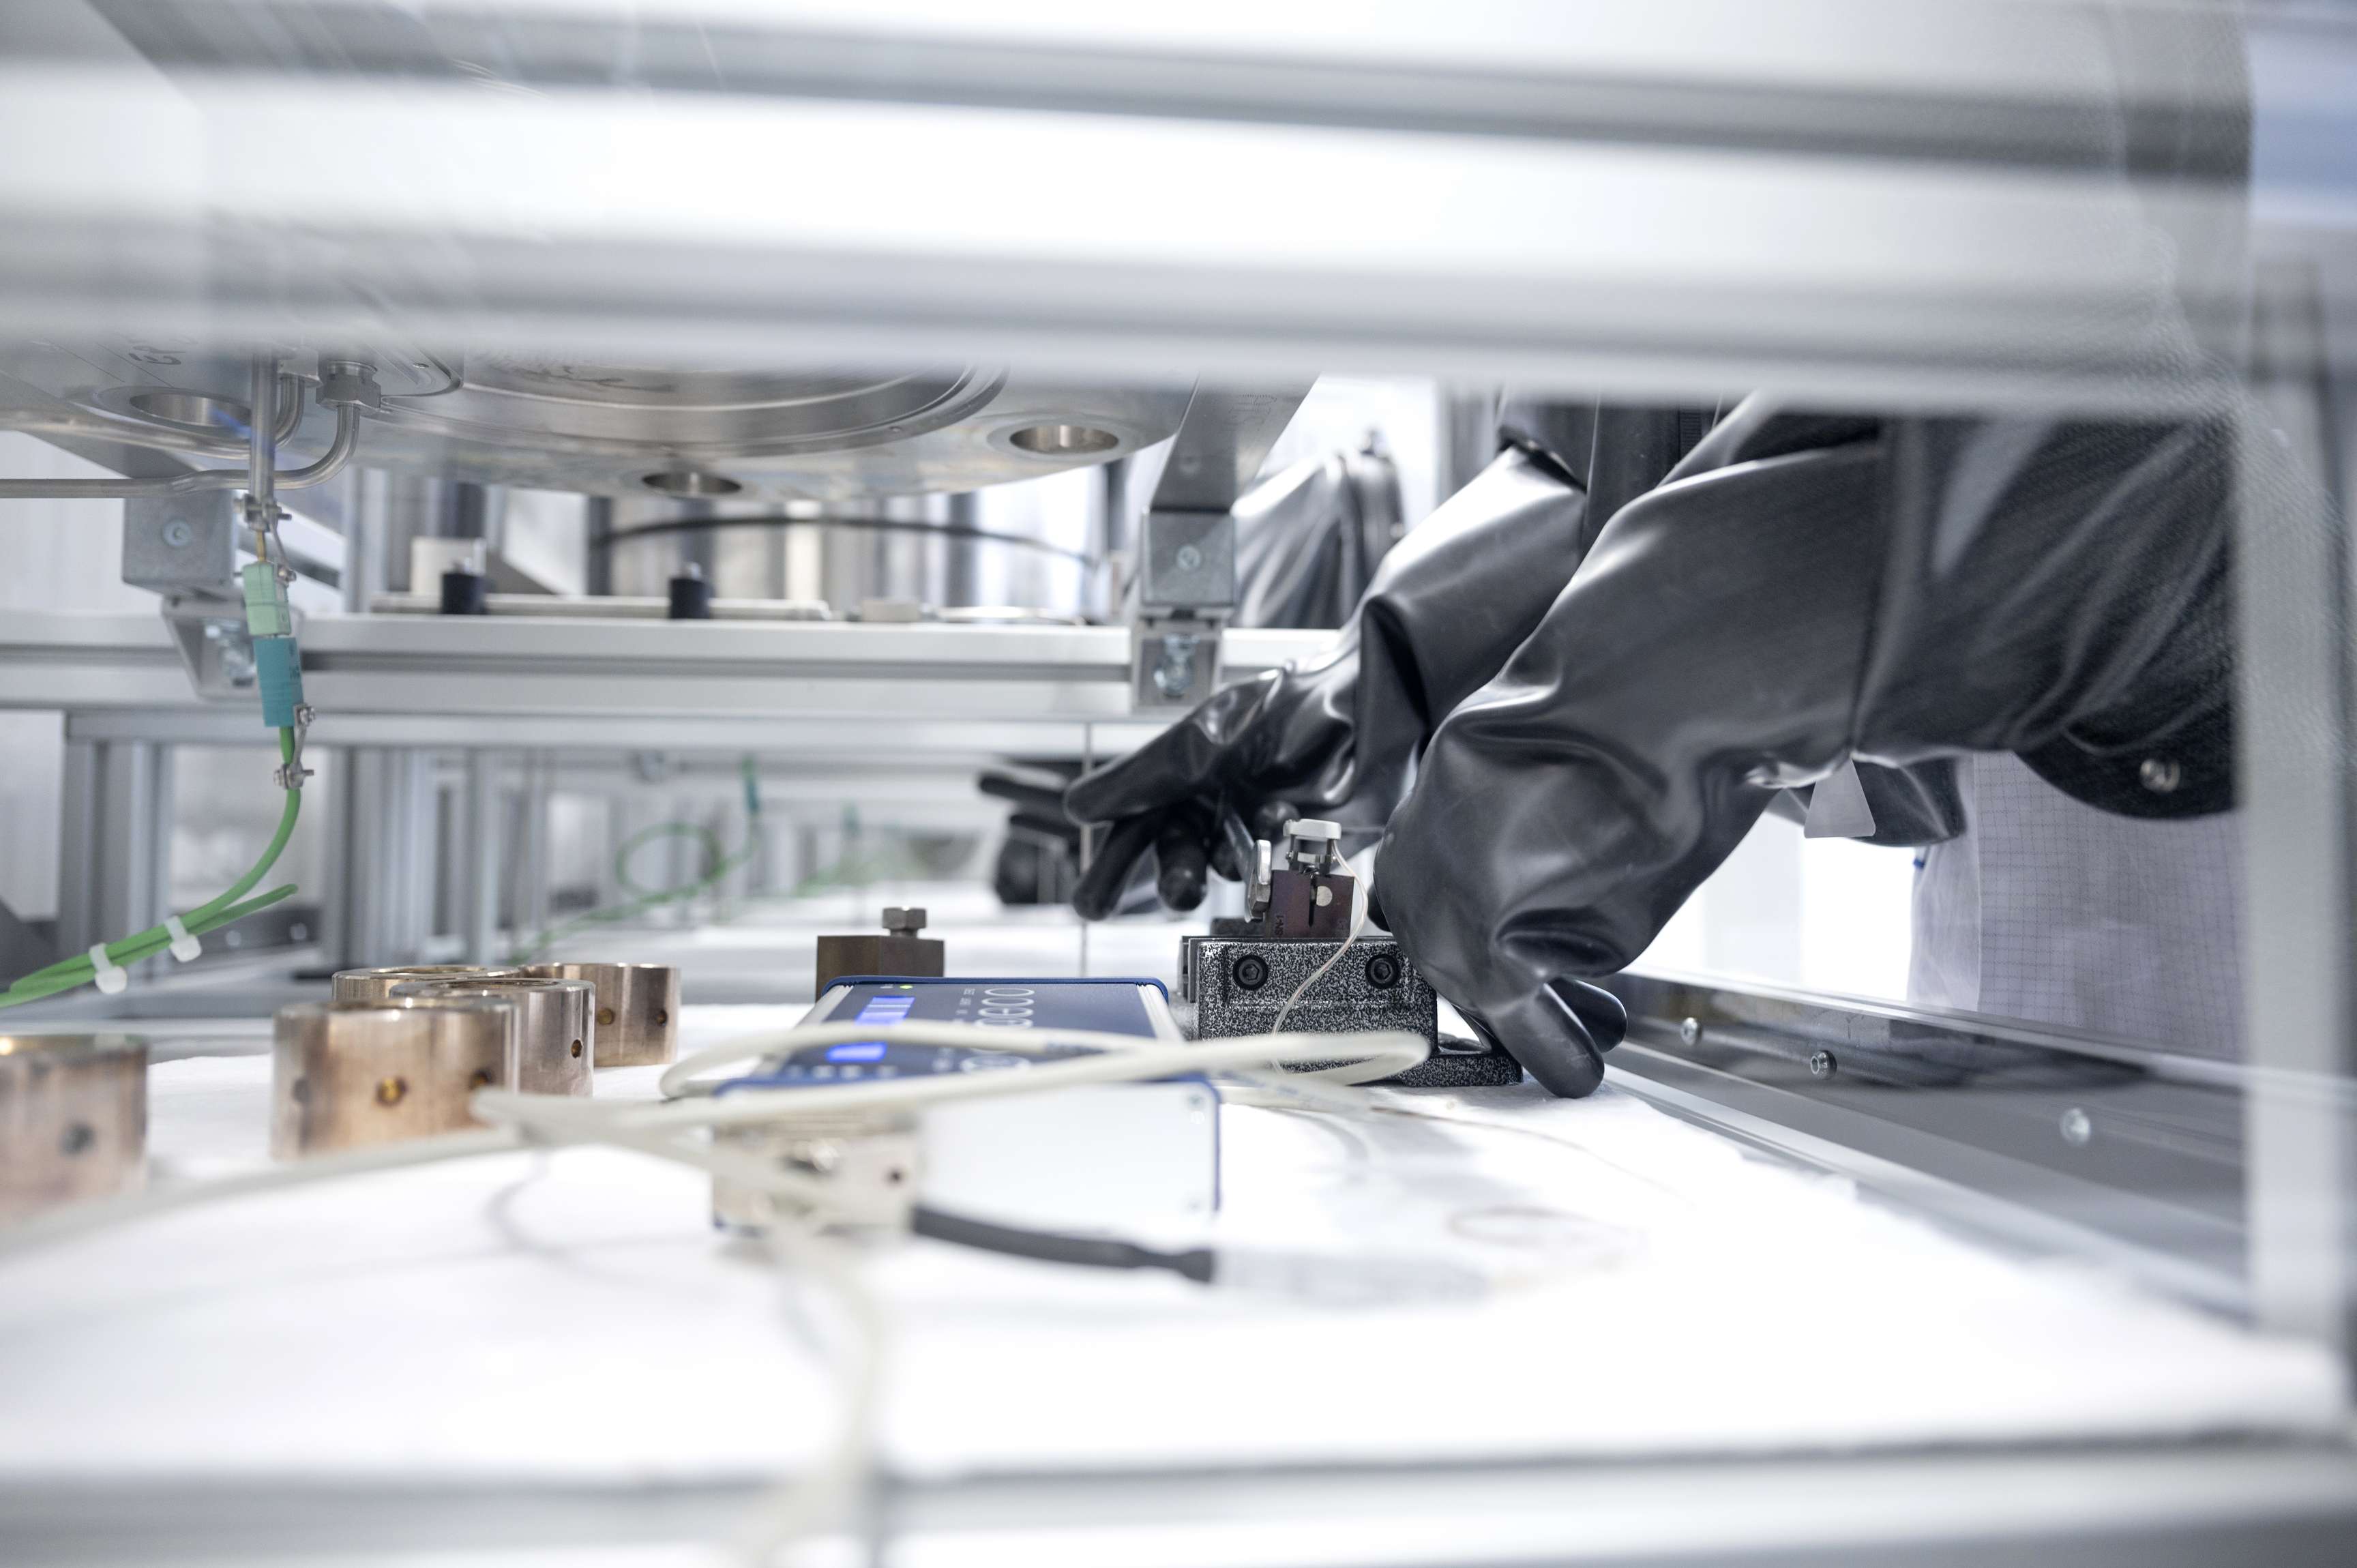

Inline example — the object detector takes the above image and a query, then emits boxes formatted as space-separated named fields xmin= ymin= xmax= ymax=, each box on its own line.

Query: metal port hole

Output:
xmin=642 ymin=469 xmax=743 ymax=497
xmin=596 ymin=1006 xmax=617 ymax=1027
xmin=375 ymin=1076 xmax=408 ymax=1106
xmin=290 ymin=1077 xmax=311 ymax=1105
xmin=59 ymin=1121 xmax=94 ymax=1156
xmin=127 ymin=389 xmax=250 ymax=434
xmin=1232 ymin=953 xmax=1270 ymax=991
xmin=1007 ymin=423 xmax=1118 ymax=456
xmin=654 ymin=1009 xmax=670 ymax=1026
xmin=570 ymin=1039 xmax=584 ymax=1059
xmin=1364 ymin=952 xmax=1402 ymax=988
xmin=468 ymin=1069 xmax=494 ymax=1090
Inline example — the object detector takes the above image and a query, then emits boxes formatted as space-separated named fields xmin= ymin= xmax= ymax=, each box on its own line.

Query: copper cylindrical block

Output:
xmin=0 ymin=1033 xmax=147 ymax=1219
xmin=331 ymin=964 xmax=524 ymax=1004
xmin=271 ymin=1000 xmax=511 ymax=1159
xmin=391 ymin=976 xmax=594 ymax=1095
xmin=525 ymin=962 xmax=680 ymax=1067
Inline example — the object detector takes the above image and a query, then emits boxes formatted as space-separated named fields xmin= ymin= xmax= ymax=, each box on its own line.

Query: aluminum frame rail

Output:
xmin=1598 ymin=969 xmax=2289 ymax=1313
xmin=0 ymin=1 xmax=2267 ymax=413
xmin=0 ymin=609 xmax=1333 ymax=753
xmin=7 ymin=1443 xmax=2357 ymax=1568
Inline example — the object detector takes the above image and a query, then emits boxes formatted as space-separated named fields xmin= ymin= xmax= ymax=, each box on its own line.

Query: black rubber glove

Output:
xmin=1065 ymin=447 xmax=1591 ymax=918
xmin=1376 ymin=398 xmax=2232 ymax=1097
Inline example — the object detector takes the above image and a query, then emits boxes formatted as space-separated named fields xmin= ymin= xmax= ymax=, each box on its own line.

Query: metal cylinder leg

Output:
xmin=391 ymin=975 xmax=594 ymax=1095
xmin=0 ymin=1034 xmax=147 ymax=1219
xmin=332 ymin=964 xmax=523 ymax=1004
xmin=272 ymin=1000 xmax=512 ymax=1158
xmin=526 ymin=962 xmax=680 ymax=1067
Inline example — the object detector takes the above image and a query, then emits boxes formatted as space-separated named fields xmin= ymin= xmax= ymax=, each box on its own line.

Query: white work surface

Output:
xmin=0 ymin=1005 xmax=2343 ymax=1490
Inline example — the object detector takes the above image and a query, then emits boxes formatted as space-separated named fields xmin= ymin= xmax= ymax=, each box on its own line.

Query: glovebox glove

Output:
xmin=1065 ymin=447 xmax=1591 ymax=919
xmin=1375 ymin=398 xmax=2233 ymax=1097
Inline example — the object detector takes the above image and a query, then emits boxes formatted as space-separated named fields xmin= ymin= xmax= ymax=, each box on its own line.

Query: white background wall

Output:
xmin=1635 ymin=810 xmax=1917 ymax=1003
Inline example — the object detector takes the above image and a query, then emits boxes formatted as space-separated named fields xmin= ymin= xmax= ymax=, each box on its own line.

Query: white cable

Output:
xmin=0 ymin=1127 xmax=523 ymax=1262
xmin=1272 ymin=848 xmax=1373 ymax=1034
xmin=732 ymin=1223 xmax=885 ymax=1565
xmin=87 ymin=943 xmax=127 ymax=994
xmin=162 ymin=915 xmax=201 ymax=963
xmin=610 ymin=1021 xmax=1427 ymax=1141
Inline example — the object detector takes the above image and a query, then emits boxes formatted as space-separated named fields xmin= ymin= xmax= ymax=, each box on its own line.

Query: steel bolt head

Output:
xmin=1232 ymin=953 xmax=1270 ymax=991
xmin=2138 ymin=757 xmax=2182 ymax=794
xmin=162 ymin=519 xmax=192 ymax=548
xmin=1679 ymin=1016 xmax=1702 ymax=1046
xmin=1809 ymin=1050 xmax=1837 ymax=1078
xmin=2060 ymin=1107 xmax=2094 ymax=1147
xmin=1174 ymin=544 xmax=1203 ymax=572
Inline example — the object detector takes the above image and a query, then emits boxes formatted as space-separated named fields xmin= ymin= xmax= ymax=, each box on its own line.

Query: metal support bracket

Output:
xmin=120 ymin=490 xmax=265 ymax=702
xmin=1127 ymin=381 xmax=1313 ymax=711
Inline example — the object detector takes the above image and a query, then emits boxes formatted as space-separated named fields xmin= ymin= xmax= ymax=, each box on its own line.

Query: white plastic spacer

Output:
xmin=164 ymin=915 xmax=201 ymax=963
xmin=88 ymin=943 xmax=128 ymax=994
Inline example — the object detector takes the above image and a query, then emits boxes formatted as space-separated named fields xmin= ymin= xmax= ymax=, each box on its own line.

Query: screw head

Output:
xmin=1364 ymin=951 xmax=1402 ymax=988
xmin=161 ymin=518 xmax=193 ymax=548
xmin=1232 ymin=953 xmax=1270 ymax=991
xmin=2060 ymin=1107 xmax=2094 ymax=1147
xmin=1680 ymin=1016 xmax=1702 ymax=1046
xmin=2138 ymin=757 xmax=2182 ymax=794
xmin=597 ymin=1005 xmax=617 ymax=1027
xmin=374 ymin=1076 xmax=407 ymax=1106
xmin=1174 ymin=543 xmax=1204 ymax=572
xmin=1809 ymin=1050 xmax=1837 ymax=1079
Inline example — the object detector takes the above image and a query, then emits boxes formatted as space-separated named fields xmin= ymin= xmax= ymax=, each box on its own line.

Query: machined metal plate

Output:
xmin=0 ymin=341 xmax=1189 ymax=502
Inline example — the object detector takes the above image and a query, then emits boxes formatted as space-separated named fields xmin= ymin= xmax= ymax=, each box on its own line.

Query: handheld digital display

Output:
xmin=714 ymin=978 xmax=1174 ymax=1091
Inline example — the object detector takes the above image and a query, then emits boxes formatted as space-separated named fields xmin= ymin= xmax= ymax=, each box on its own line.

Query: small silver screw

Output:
xmin=2060 ymin=1107 xmax=2094 ymax=1147
xmin=162 ymin=519 xmax=192 ymax=548
xmin=2139 ymin=758 xmax=2182 ymax=794
xmin=1809 ymin=1050 xmax=1837 ymax=1079
xmin=1174 ymin=544 xmax=1203 ymax=572
xmin=1679 ymin=1016 xmax=1701 ymax=1046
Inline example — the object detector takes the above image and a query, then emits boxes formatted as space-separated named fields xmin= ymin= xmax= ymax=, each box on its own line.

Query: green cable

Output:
xmin=508 ymin=756 xmax=763 ymax=964
xmin=0 ymin=728 xmax=303 ymax=1009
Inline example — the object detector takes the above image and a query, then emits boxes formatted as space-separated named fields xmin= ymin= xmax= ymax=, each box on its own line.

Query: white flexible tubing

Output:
xmin=1272 ymin=848 xmax=1374 ymax=1034
xmin=0 ymin=1127 xmax=523 ymax=1262
xmin=619 ymin=1022 xmax=1429 ymax=1137
xmin=731 ymin=1222 xmax=885 ymax=1564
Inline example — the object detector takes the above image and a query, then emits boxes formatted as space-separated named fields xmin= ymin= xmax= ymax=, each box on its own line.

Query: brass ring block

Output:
xmin=525 ymin=962 xmax=680 ymax=1067
xmin=331 ymin=964 xmax=524 ymax=1003
xmin=391 ymin=976 xmax=595 ymax=1095
xmin=271 ymin=1000 xmax=510 ymax=1158
xmin=0 ymin=1033 xmax=147 ymax=1220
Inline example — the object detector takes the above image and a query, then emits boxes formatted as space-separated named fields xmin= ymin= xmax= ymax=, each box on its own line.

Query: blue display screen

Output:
xmin=823 ymin=979 xmax=1158 ymax=1037
xmin=825 ymin=1041 xmax=887 ymax=1063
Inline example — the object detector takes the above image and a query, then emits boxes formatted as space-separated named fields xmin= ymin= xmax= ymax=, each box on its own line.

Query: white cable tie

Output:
xmin=164 ymin=915 xmax=202 ymax=963
xmin=88 ymin=943 xmax=128 ymax=994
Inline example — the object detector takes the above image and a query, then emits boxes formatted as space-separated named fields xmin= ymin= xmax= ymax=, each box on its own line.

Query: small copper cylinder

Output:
xmin=524 ymin=962 xmax=680 ymax=1067
xmin=0 ymin=1033 xmax=147 ymax=1220
xmin=271 ymin=1000 xmax=510 ymax=1159
xmin=391 ymin=976 xmax=594 ymax=1095
xmin=331 ymin=964 xmax=524 ymax=1004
